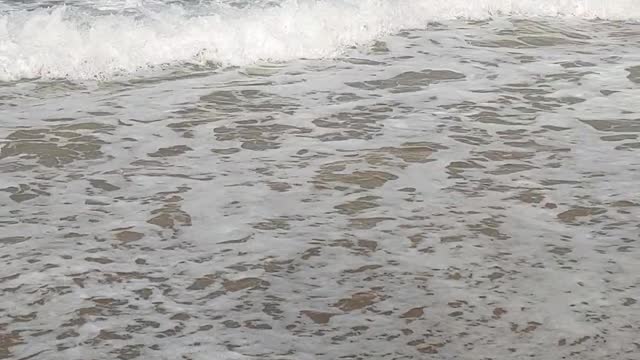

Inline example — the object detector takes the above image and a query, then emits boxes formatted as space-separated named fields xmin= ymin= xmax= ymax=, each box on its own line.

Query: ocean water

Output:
xmin=1 ymin=0 xmax=639 ymax=359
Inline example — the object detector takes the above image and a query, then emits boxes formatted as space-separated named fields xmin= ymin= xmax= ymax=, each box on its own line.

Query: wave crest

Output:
xmin=1 ymin=0 xmax=639 ymax=81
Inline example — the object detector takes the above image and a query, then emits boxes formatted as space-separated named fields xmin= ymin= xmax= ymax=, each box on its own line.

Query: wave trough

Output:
xmin=1 ymin=0 xmax=639 ymax=81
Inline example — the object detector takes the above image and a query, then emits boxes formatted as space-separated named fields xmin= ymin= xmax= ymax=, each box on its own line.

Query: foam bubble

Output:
xmin=1 ymin=0 xmax=639 ymax=80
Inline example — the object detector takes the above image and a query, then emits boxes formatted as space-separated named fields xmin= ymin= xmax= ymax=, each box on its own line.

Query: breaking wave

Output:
xmin=1 ymin=0 xmax=639 ymax=80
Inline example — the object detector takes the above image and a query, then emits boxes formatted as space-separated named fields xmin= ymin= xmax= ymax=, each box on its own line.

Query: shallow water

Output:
xmin=1 ymin=4 xmax=640 ymax=360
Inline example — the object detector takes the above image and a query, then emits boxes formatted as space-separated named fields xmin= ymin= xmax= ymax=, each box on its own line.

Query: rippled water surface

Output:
xmin=1 ymin=16 xmax=640 ymax=360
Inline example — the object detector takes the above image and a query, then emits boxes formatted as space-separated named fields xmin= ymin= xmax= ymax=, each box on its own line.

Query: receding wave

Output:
xmin=1 ymin=0 xmax=639 ymax=81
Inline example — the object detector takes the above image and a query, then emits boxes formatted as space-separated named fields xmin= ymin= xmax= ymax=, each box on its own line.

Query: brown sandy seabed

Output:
xmin=0 ymin=19 xmax=639 ymax=360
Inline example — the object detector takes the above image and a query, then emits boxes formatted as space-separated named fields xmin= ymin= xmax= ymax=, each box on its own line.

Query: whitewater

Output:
xmin=1 ymin=0 xmax=639 ymax=359
xmin=1 ymin=0 xmax=640 ymax=80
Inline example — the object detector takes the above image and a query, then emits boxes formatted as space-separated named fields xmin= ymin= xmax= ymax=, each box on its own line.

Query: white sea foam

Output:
xmin=1 ymin=0 xmax=639 ymax=80
xmin=1 ymin=11 xmax=639 ymax=359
